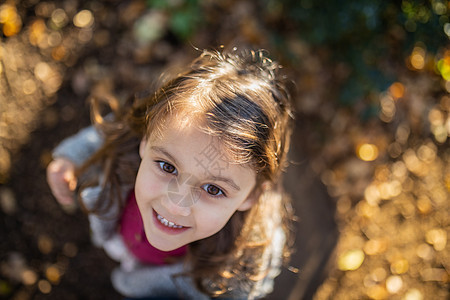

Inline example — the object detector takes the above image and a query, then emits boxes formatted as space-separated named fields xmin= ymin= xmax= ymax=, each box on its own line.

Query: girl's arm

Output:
xmin=47 ymin=126 xmax=104 ymax=205
xmin=47 ymin=158 xmax=77 ymax=205
xmin=48 ymin=125 xmax=127 ymax=249
xmin=52 ymin=125 xmax=104 ymax=166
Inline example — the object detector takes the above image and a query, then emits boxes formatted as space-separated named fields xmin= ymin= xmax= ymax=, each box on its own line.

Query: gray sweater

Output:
xmin=53 ymin=126 xmax=285 ymax=299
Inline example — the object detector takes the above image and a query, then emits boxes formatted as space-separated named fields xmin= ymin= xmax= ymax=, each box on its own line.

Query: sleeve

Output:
xmin=53 ymin=126 xmax=123 ymax=246
xmin=80 ymin=185 xmax=123 ymax=246
xmin=52 ymin=125 xmax=104 ymax=166
xmin=111 ymin=263 xmax=211 ymax=300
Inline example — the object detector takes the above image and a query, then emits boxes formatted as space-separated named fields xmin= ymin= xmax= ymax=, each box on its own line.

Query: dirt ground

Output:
xmin=1 ymin=1 xmax=449 ymax=300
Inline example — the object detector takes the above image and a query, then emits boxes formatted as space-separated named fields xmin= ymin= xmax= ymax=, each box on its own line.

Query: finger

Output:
xmin=47 ymin=160 xmax=65 ymax=174
xmin=63 ymin=171 xmax=77 ymax=191
xmin=56 ymin=194 xmax=74 ymax=205
xmin=47 ymin=172 xmax=67 ymax=193
xmin=53 ymin=187 xmax=75 ymax=205
xmin=47 ymin=173 xmax=74 ymax=202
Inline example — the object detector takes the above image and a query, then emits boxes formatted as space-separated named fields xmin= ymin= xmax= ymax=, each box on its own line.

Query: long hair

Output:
xmin=77 ymin=49 xmax=295 ymax=296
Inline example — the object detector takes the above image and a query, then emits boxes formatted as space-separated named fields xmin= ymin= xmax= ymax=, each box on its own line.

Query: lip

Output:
xmin=152 ymin=209 xmax=190 ymax=235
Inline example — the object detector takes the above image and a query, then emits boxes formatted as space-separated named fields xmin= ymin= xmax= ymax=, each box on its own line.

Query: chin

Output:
xmin=145 ymin=233 xmax=182 ymax=252
xmin=152 ymin=240 xmax=181 ymax=252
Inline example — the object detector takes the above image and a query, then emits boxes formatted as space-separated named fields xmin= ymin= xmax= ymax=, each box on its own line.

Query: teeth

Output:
xmin=157 ymin=213 xmax=184 ymax=229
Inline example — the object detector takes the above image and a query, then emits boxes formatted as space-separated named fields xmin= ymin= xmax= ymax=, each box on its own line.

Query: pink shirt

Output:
xmin=119 ymin=190 xmax=187 ymax=265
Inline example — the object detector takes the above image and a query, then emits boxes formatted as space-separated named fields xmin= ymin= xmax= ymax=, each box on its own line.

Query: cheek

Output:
xmin=194 ymin=204 xmax=235 ymax=236
xmin=135 ymin=167 xmax=165 ymax=202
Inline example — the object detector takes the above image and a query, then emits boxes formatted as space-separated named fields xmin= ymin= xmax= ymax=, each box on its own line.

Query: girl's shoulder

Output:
xmin=202 ymin=225 xmax=287 ymax=299
xmin=52 ymin=125 xmax=104 ymax=166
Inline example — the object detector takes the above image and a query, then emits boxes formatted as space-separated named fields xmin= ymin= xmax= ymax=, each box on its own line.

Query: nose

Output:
xmin=162 ymin=174 xmax=200 ymax=216
xmin=161 ymin=191 xmax=193 ymax=217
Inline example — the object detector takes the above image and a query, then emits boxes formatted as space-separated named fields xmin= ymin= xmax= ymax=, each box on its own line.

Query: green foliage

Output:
xmin=146 ymin=0 xmax=204 ymax=40
xmin=265 ymin=0 xmax=449 ymax=109
xmin=400 ymin=0 xmax=449 ymax=52
xmin=144 ymin=0 xmax=449 ymax=114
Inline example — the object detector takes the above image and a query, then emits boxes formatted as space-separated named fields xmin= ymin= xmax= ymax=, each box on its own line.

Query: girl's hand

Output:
xmin=47 ymin=158 xmax=77 ymax=205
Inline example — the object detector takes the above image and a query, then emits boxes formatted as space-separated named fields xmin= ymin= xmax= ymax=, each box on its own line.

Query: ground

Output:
xmin=0 ymin=1 xmax=449 ymax=300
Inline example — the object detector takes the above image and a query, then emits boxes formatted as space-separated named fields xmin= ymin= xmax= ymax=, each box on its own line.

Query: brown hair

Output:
xmin=78 ymin=49 xmax=295 ymax=296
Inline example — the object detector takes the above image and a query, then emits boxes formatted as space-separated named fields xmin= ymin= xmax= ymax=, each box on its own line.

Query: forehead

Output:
xmin=148 ymin=114 xmax=249 ymax=167
xmin=148 ymin=111 xmax=202 ymax=143
xmin=148 ymin=116 xmax=257 ymax=184
xmin=149 ymin=114 xmax=219 ymax=153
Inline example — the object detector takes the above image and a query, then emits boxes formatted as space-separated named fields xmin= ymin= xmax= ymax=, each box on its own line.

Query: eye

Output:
xmin=202 ymin=184 xmax=225 ymax=197
xmin=157 ymin=161 xmax=178 ymax=175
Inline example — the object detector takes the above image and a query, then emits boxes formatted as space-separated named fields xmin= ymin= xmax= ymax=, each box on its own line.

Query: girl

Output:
xmin=47 ymin=49 xmax=295 ymax=299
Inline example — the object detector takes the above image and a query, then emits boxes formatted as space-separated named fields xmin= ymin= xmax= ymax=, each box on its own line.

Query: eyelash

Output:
xmin=155 ymin=161 xmax=227 ymax=198
xmin=201 ymin=184 xmax=226 ymax=197
xmin=156 ymin=161 xmax=178 ymax=175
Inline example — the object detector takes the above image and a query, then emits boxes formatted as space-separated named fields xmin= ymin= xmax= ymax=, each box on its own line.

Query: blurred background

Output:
xmin=0 ymin=0 xmax=449 ymax=299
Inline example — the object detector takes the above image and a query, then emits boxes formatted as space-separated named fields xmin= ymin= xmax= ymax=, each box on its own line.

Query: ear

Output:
xmin=237 ymin=195 xmax=256 ymax=211
xmin=139 ymin=137 xmax=148 ymax=159
xmin=237 ymin=181 xmax=270 ymax=211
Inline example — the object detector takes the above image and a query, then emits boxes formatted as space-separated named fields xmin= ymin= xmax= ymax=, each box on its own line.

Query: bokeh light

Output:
xmin=386 ymin=275 xmax=403 ymax=294
xmin=37 ymin=234 xmax=53 ymax=255
xmin=21 ymin=269 xmax=38 ymax=286
xmin=357 ymin=143 xmax=379 ymax=161
xmin=338 ymin=249 xmax=365 ymax=271
xmin=410 ymin=45 xmax=426 ymax=70
xmin=389 ymin=82 xmax=405 ymax=99
xmin=29 ymin=19 xmax=46 ymax=46
xmin=380 ymin=93 xmax=396 ymax=123
xmin=0 ymin=3 xmax=22 ymax=36
xmin=37 ymin=280 xmax=52 ymax=294
xmin=45 ymin=265 xmax=61 ymax=284
xmin=1 ymin=1 xmax=449 ymax=299
xmin=436 ymin=50 xmax=450 ymax=80
xmin=51 ymin=8 xmax=68 ymax=28
xmin=73 ymin=10 xmax=94 ymax=28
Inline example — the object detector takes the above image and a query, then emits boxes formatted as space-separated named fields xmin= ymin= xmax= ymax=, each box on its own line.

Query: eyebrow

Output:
xmin=209 ymin=175 xmax=241 ymax=191
xmin=151 ymin=146 xmax=241 ymax=191
xmin=151 ymin=146 xmax=180 ymax=167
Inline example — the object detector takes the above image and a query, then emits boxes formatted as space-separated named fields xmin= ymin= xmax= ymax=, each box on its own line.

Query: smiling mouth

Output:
xmin=156 ymin=212 xmax=185 ymax=229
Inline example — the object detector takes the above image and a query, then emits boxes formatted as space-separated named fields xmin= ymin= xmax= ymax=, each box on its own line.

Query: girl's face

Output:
xmin=135 ymin=117 xmax=257 ymax=251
